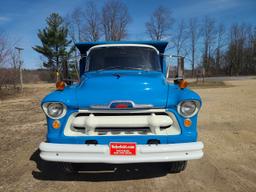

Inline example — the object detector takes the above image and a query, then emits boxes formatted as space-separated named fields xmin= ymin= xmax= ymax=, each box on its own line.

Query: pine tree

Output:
xmin=33 ymin=13 xmax=73 ymax=80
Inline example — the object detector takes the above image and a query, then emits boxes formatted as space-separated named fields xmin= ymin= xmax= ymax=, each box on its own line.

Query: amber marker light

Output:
xmin=179 ymin=79 xmax=188 ymax=89
xmin=52 ymin=120 xmax=61 ymax=129
xmin=56 ymin=81 xmax=65 ymax=90
xmin=184 ymin=119 xmax=192 ymax=127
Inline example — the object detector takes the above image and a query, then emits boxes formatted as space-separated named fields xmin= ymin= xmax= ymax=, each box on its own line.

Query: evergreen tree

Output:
xmin=33 ymin=13 xmax=73 ymax=80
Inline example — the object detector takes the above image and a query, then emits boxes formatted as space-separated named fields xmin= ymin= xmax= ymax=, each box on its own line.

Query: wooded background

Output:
xmin=0 ymin=0 xmax=255 ymax=91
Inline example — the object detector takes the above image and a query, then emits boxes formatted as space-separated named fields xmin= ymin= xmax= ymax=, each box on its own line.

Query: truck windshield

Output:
xmin=86 ymin=46 xmax=161 ymax=72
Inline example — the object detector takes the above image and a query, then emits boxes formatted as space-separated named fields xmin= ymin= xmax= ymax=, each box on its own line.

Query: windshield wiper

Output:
xmin=93 ymin=66 xmax=150 ymax=72
xmin=123 ymin=66 xmax=146 ymax=71
xmin=94 ymin=66 xmax=123 ymax=72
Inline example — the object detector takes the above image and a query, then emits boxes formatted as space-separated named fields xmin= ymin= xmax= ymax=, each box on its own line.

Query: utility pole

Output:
xmin=15 ymin=47 xmax=24 ymax=92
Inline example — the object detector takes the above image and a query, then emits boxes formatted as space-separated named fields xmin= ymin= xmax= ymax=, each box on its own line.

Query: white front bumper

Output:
xmin=39 ymin=141 xmax=204 ymax=164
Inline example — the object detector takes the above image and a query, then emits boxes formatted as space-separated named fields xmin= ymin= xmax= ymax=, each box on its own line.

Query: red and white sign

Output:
xmin=110 ymin=142 xmax=136 ymax=156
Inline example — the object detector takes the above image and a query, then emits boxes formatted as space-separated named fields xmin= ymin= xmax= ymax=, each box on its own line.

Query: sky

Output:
xmin=0 ymin=0 xmax=256 ymax=69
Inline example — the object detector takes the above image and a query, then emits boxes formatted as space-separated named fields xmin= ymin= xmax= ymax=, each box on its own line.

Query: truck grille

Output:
xmin=64 ymin=109 xmax=181 ymax=136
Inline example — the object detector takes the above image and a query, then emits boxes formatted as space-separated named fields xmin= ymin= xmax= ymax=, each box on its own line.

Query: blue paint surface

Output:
xmin=42 ymin=41 xmax=202 ymax=145
xmin=76 ymin=41 xmax=168 ymax=54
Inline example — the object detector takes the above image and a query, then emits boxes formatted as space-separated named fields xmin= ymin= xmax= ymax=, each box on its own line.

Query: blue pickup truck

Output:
xmin=39 ymin=41 xmax=204 ymax=173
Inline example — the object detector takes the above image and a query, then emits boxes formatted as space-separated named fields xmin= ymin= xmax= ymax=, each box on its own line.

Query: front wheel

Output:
xmin=165 ymin=161 xmax=187 ymax=173
xmin=58 ymin=162 xmax=80 ymax=173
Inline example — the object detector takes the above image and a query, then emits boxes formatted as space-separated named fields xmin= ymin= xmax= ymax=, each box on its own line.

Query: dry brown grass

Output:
xmin=0 ymin=83 xmax=55 ymax=100
xmin=0 ymin=80 xmax=255 ymax=192
xmin=189 ymin=80 xmax=227 ymax=89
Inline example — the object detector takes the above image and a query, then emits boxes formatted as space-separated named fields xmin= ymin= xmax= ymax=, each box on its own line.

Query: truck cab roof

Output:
xmin=75 ymin=41 xmax=168 ymax=55
xmin=76 ymin=41 xmax=168 ymax=76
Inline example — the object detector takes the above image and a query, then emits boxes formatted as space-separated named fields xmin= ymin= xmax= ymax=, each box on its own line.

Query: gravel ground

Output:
xmin=0 ymin=80 xmax=255 ymax=192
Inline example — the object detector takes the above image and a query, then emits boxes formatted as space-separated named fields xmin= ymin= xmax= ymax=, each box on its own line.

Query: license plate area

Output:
xmin=110 ymin=142 xmax=136 ymax=156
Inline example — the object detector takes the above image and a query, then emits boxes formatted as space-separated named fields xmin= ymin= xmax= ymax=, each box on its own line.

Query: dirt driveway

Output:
xmin=0 ymin=80 xmax=255 ymax=192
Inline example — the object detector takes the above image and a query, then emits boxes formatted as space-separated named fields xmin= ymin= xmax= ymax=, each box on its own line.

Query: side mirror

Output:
xmin=176 ymin=57 xmax=184 ymax=80
xmin=172 ymin=56 xmax=184 ymax=84
xmin=172 ymin=56 xmax=188 ymax=88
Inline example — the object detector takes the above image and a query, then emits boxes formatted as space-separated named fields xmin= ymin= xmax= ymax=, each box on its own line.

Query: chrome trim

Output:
xmin=86 ymin=44 xmax=160 ymax=56
xmin=42 ymin=102 xmax=67 ymax=119
xmin=90 ymin=100 xmax=154 ymax=109
xmin=177 ymin=100 xmax=201 ymax=118
xmin=79 ymin=108 xmax=165 ymax=114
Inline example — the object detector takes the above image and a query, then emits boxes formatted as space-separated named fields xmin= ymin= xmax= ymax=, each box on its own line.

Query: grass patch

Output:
xmin=0 ymin=83 xmax=55 ymax=100
xmin=189 ymin=80 xmax=227 ymax=89
xmin=0 ymin=87 xmax=21 ymax=100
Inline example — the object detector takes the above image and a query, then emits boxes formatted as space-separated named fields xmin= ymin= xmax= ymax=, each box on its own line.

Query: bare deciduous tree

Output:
xmin=0 ymin=32 xmax=8 ymax=89
xmin=214 ymin=24 xmax=225 ymax=73
xmin=145 ymin=6 xmax=174 ymax=40
xmin=0 ymin=32 xmax=10 ymax=68
xmin=172 ymin=19 xmax=188 ymax=56
xmin=83 ymin=1 xmax=101 ymax=42
xmin=67 ymin=7 xmax=84 ymax=43
xmin=246 ymin=25 xmax=256 ymax=74
xmin=188 ymin=18 xmax=200 ymax=77
xmin=101 ymin=0 xmax=131 ymax=41
xmin=65 ymin=8 xmax=85 ymax=81
xmin=11 ymin=50 xmax=18 ymax=84
xmin=201 ymin=16 xmax=216 ymax=75
xmin=66 ymin=1 xmax=101 ymax=43
xmin=227 ymin=23 xmax=249 ymax=75
xmin=0 ymin=32 xmax=21 ymax=90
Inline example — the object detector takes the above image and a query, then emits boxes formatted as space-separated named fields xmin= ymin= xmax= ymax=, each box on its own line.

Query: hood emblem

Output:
xmin=110 ymin=101 xmax=133 ymax=109
xmin=90 ymin=100 xmax=153 ymax=109
xmin=113 ymin=73 xmax=121 ymax=79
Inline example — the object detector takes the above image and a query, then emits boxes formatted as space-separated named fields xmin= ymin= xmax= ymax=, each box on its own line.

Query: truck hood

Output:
xmin=76 ymin=70 xmax=168 ymax=108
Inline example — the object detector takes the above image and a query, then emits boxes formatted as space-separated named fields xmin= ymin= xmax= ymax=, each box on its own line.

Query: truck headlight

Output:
xmin=42 ymin=102 xmax=67 ymax=119
xmin=177 ymin=100 xmax=200 ymax=117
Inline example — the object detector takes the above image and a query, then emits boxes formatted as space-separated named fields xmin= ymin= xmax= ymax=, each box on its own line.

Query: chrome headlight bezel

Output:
xmin=42 ymin=102 xmax=67 ymax=119
xmin=177 ymin=100 xmax=200 ymax=118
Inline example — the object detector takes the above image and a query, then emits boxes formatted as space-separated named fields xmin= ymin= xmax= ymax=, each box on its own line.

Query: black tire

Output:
xmin=165 ymin=161 xmax=187 ymax=173
xmin=58 ymin=162 xmax=79 ymax=173
xmin=37 ymin=158 xmax=50 ymax=172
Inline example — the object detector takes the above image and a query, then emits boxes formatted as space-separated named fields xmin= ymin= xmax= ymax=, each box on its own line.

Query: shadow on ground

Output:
xmin=30 ymin=149 xmax=170 ymax=182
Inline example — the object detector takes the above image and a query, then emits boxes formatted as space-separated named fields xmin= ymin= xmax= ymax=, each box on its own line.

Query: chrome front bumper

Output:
xmin=39 ymin=141 xmax=204 ymax=164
